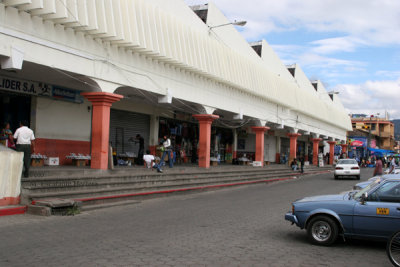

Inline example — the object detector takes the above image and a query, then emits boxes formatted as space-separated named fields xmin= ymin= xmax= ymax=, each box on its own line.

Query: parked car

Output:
xmin=334 ymin=159 xmax=360 ymax=180
xmin=285 ymin=177 xmax=400 ymax=246
xmin=353 ymin=176 xmax=381 ymax=190
xmin=384 ymin=166 xmax=400 ymax=174
xmin=353 ymin=174 xmax=400 ymax=190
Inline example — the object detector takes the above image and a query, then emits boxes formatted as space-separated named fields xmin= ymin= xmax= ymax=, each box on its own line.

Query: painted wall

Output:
xmin=34 ymin=97 xmax=91 ymax=141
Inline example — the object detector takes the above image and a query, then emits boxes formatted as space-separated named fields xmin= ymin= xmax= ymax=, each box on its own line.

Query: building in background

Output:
xmin=347 ymin=114 xmax=395 ymax=158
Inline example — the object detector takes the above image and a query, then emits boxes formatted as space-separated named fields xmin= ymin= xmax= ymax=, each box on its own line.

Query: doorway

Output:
xmin=0 ymin=92 xmax=31 ymax=131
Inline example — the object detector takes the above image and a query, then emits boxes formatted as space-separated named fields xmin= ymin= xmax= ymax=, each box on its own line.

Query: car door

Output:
xmin=353 ymin=180 xmax=400 ymax=238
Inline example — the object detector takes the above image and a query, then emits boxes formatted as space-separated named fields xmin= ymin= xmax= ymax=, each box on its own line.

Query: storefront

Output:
xmin=109 ymin=109 xmax=150 ymax=163
xmin=0 ymin=73 xmax=92 ymax=165
xmin=158 ymin=116 xmax=199 ymax=164
xmin=348 ymin=137 xmax=367 ymax=159
xmin=211 ymin=126 xmax=233 ymax=163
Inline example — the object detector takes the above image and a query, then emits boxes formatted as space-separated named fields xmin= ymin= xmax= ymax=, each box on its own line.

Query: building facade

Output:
xmin=0 ymin=0 xmax=351 ymax=169
xmin=350 ymin=115 xmax=395 ymax=150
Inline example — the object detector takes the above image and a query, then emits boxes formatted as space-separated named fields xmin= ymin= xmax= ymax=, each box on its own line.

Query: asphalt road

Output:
xmin=0 ymin=168 xmax=391 ymax=266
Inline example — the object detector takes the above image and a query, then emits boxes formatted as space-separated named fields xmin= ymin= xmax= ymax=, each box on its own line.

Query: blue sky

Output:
xmin=185 ymin=0 xmax=400 ymax=119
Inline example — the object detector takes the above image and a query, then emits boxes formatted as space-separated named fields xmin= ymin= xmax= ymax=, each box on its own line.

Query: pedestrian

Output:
xmin=299 ymin=156 xmax=305 ymax=173
xmin=135 ymin=134 xmax=144 ymax=165
xmin=160 ymin=135 xmax=173 ymax=168
xmin=13 ymin=120 xmax=35 ymax=178
xmin=389 ymin=156 xmax=396 ymax=174
xmin=373 ymin=157 xmax=383 ymax=176
xmin=290 ymin=158 xmax=298 ymax=171
xmin=1 ymin=122 xmax=15 ymax=149
xmin=143 ymin=150 xmax=162 ymax=173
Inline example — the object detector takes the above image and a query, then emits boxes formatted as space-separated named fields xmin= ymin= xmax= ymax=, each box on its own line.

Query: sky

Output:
xmin=184 ymin=0 xmax=400 ymax=119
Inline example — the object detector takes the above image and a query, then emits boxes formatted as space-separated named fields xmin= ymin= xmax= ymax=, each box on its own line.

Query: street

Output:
xmin=0 ymin=168 xmax=391 ymax=267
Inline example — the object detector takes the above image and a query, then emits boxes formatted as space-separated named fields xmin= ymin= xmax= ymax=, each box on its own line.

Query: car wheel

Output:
xmin=334 ymin=175 xmax=338 ymax=180
xmin=356 ymin=175 xmax=360 ymax=180
xmin=307 ymin=215 xmax=338 ymax=246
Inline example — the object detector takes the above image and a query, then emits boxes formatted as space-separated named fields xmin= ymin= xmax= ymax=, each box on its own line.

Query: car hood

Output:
xmin=295 ymin=193 xmax=348 ymax=203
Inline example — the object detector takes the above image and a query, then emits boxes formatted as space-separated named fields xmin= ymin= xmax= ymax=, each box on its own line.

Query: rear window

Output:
xmin=338 ymin=159 xmax=357 ymax=165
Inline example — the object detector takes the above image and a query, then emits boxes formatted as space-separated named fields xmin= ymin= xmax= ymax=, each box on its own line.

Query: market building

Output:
xmin=0 ymin=0 xmax=351 ymax=170
xmin=347 ymin=114 xmax=395 ymax=158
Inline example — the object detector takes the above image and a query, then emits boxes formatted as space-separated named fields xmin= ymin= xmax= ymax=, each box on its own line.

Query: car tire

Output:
xmin=307 ymin=215 xmax=339 ymax=246
xmin=334 ymin=175 xmax=338 ymax=180
xmin=356 ymin=175 xmax=360 ymax=180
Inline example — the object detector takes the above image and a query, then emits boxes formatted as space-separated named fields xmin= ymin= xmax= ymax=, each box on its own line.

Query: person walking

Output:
xmin=389 ymin=156 xmax=396 ymax=174
xmin=160 ymin=135 xmax=173 ymax=168
xmin=299 ymin=156 xmax=305 ymax=173
xmin=135 ymin=134 xmax=144 ymax=165
xmin=373 ymin=157 xmax=383 ymax=176
xmin=13 ymin=120 xmax=35 ymax=178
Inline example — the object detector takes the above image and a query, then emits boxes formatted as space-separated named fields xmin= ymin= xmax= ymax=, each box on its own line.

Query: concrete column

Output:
xmin=328 ymin=141 xmax=336 ymax=165
xmin=193 ymin=114 xmax=219 ymax=168
xmin=305 ymin=142 xmax=309 ymax=161
xmin=149 ymin=115 xmax=159 ymax=155
xmin=287 ymin=133 xmax=301 ymax=164
xmin=233 ymin=129 xmax=238 ymax=159
xmin=311 ymin=138 xmax=322 ymax=166
xmin=276 ymin=136 xmax=281 ymax=163
xmin=82 ymin=92 xmax=123 ymax=170
xmin=251 ymin=126 xmax=270 ymax=166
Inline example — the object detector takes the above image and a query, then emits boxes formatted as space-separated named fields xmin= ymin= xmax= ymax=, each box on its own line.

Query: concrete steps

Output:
xmin=22 ymin=165 xmax=332 ymax=211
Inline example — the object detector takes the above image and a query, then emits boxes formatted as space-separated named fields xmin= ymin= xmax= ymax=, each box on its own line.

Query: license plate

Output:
xmin=345 ymin=171 xmax=350 ymax=174
xmin=376 ymin=208 xmax=389 ymax=215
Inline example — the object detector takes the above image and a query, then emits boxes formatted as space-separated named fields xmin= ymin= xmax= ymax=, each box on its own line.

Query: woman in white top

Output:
xmin=160 ymin=135 xmax=173 ymax=168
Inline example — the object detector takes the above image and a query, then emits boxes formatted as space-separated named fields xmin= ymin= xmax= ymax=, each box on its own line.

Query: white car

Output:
xmin=384 ymin=167 xmax=400 ymax=174
xmin=334 ymin=159 xmax=360 ymax=180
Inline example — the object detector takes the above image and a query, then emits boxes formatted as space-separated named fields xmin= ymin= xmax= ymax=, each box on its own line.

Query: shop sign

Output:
xmin=0 ymin=75 xmax=83 ymax=103
xmin=347 ymin=137 xmax=367 ymax=148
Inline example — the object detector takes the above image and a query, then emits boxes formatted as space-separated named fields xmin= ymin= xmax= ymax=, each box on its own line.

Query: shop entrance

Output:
xmin=0 ymin=92 xmax=31 ymax=131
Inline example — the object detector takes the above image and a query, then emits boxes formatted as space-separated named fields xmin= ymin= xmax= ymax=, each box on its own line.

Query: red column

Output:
xmin=311 ymin=138 xmax=322 ymax=166
xmin=328 ymin=141 xmax=336 ymax=165
xmin=287 ymin=133 xmax=301 ymax=164
xmin=82 ymin=92 xmax=123 ymax=170
xmin=251 ymin=127 xmax=269 ymax=166
xmin=193 ymin=114 xmax=219 ymax=168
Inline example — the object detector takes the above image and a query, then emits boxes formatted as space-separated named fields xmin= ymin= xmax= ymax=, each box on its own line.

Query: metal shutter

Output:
xmin=109 ymin=109 xmax=150 ymax=155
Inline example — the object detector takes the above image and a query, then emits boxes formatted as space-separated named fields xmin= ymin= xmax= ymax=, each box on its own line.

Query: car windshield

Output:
xmin=353 ymin=178 xmax=382 ymax=199
xmin=337 ymin=159 xmax=357 ymax=165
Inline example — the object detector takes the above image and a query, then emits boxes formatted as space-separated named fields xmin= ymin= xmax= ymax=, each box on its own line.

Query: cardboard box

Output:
xmin=252 ymin=161 xmax=262 ymax=167
xmin=73 ymin=159 xmax=86 ymax=167
xmin=31 ymin=158 xmax=44 ymax=167
xmin=45 ymin=157 xmax=59 ymax=166
xmin=211 ymin=160 xmax=218 ymax=166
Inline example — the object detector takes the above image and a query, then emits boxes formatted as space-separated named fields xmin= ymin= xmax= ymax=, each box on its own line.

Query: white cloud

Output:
xmin=310 ymin=37 xmax=367 ymax=55
xmin=334 ymin=78 xmax=400 ymax=119
xmin=186 ymin=0 xmax=400 ymax=45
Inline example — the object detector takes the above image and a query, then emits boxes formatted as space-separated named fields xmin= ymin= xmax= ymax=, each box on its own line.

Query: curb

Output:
xmin=75 ymin=171 xmax=331 ymax=203
xmin=0 ymin=206 xmax=27 ymax=217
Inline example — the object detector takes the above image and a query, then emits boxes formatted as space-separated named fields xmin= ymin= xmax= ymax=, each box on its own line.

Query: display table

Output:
xmin=238 ymin=157 xmax=250 ymax=165
xmin=31 ymin=153 xmax=47 ymax=167
xmin=66 ymin=153 xmax=91 ymax=166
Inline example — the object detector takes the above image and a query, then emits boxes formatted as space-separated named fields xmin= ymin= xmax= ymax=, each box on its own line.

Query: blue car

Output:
xmin=353 ymin=174 xmax=400 ymax=190
xmin=285 ymin=177 xmax=400 ymax=246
